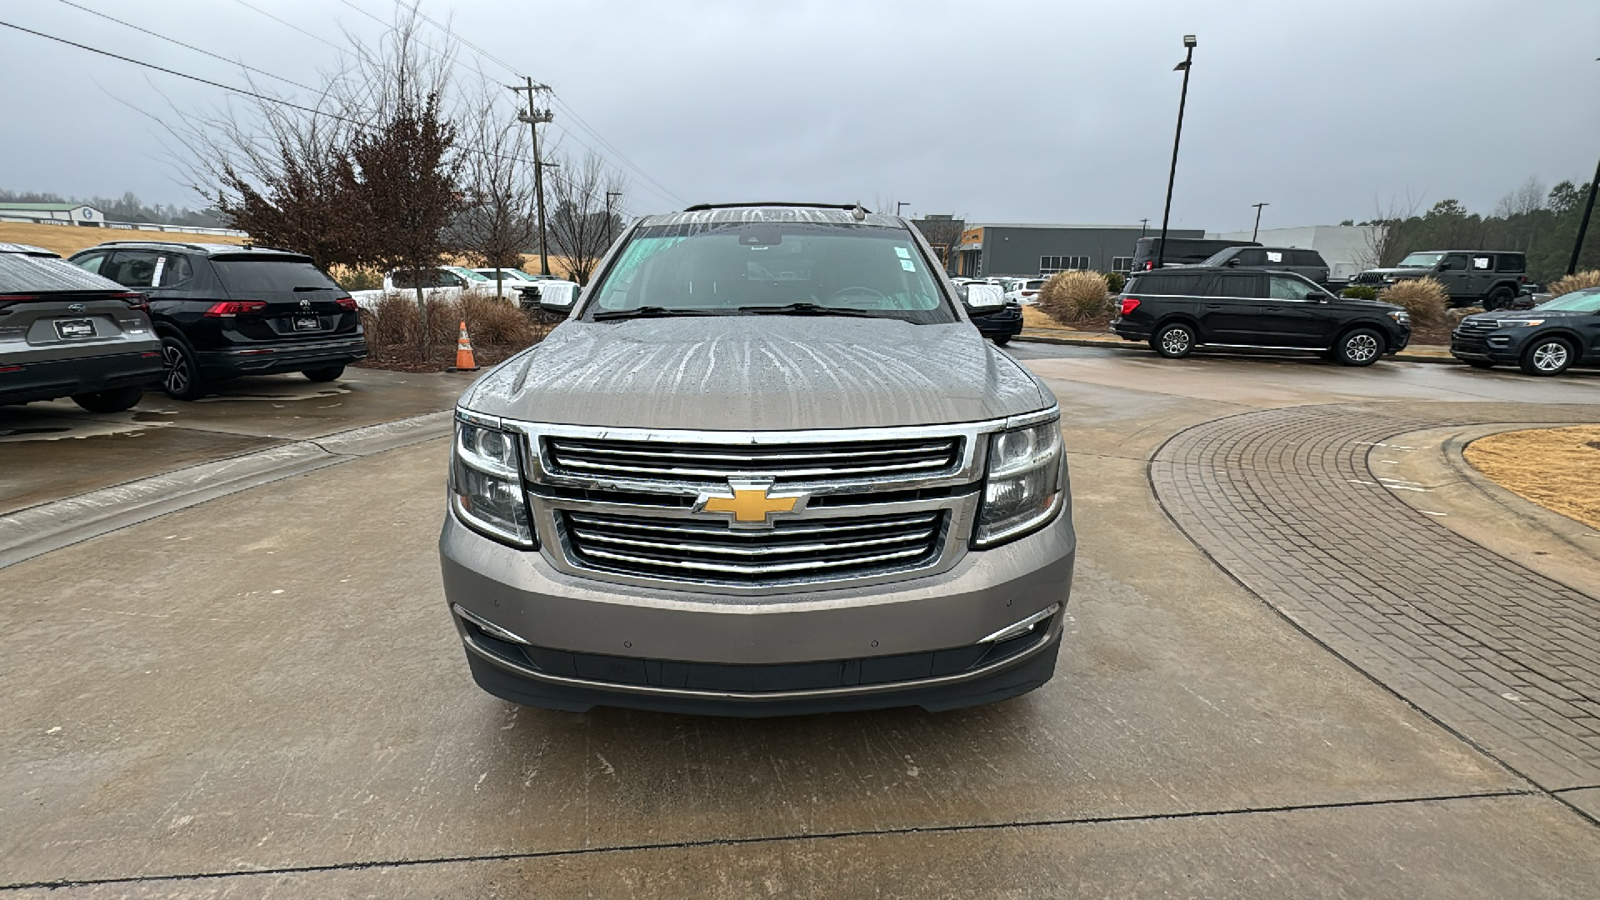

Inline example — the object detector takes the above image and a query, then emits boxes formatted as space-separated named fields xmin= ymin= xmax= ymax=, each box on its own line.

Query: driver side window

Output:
xmin=1268 ymin=275 xmax=1314 ymax=300
xmin=1439 ymin=254 xmax=1468 ymax=271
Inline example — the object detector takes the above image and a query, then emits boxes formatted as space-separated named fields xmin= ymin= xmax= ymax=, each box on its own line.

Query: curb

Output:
xmin=0 ymin=411 xmax=453 ymax=570
xmin=1017 ymin=332 xmax=1458 ymax=365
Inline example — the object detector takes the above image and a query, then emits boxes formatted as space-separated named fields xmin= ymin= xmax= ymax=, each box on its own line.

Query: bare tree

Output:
xmin=911 ymin=215 xmax=965 ymax=273
xmin=451 ymin=87 xmax=538 ymax=300
xmin=1359 ymin=191 xmax=1424 ymax=269
xmin=547 ymin=151 xmax=625 ymax=284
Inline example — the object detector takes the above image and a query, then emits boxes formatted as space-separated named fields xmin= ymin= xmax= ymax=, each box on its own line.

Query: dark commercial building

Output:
xmin=946 ymin=223 xmax=1206 ymax=278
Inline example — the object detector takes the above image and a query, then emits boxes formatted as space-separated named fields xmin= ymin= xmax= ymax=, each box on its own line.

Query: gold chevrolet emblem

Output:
xmin=695 ymin=480 xmax=808 ymax=528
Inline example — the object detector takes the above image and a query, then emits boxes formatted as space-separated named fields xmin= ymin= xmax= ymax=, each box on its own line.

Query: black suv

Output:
xmin=1111 ymin=267 xmax=1411 ymax=366
xmin=1351 ymin=250 xmax=1529 ymax=309
xmin=1450 ymin=286 xmax=1600 ymax=376
xmin=954 ymin=281 xmax=1023 ymax=344
xmin=1201 ymin=246 xmax=1331 ymax=284
xmin=69 ymin=242 xmax=366 ymax=400
xmin=1131 ymin=237 xmax=1260 ymax=271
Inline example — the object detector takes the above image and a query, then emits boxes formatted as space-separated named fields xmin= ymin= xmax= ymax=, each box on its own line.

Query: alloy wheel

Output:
xmin=1344 ymin=333 xmax=1379 ymax=363
xmin=163 ymin=344 xmax=190 ymax=394
xmin=1532 ymin=341 xmax=1569 ymax=373
xmin=1161 ymin=329 xmax=1191 ymax=355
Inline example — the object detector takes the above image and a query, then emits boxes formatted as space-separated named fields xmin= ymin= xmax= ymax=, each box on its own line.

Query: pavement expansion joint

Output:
xmin=0 ymin=789 xmax=1539 ymax=892
xmin=1149 ymin=402 xmax=1600 ymax=822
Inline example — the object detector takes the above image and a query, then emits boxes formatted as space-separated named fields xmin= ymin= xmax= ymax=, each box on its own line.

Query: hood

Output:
xmin=461 ymin=317 xmax=1052 ymax=430
xmin=1362 ymin=267 xmax=1428 ymax=277
xmin=1463 ymin=308 xmax=1582 ymax=325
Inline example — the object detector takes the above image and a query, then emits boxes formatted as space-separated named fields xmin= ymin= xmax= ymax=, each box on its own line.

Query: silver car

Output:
xmin=439 ymin=204 xmax=1075 ymax=716
xmin=0 ymin=243 xmax=161 ymax=412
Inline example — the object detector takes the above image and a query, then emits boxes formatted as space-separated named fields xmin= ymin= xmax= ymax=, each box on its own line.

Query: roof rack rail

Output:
xmin=681 ymin=202 xmax=873 ymax=213
xmin=94 ymin=239 xmax=213 ymax=253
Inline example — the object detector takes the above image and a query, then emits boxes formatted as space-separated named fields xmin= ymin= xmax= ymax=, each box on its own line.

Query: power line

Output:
xmin=54 ymin=0 xmax=322 ymax=95
xmin=225 ymin=0 xmax=347 ymax=52
xmin=0 ymin=18 xmax=638 ymax=217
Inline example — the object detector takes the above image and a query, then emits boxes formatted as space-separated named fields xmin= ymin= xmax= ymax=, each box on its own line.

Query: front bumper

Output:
xmin=196 ymin=335 xmax=368 ymax=378
xmin=1450 ymin=329 xmax=1527 ymax=363
xmin=0 ymin=347 xmax=163 ymax=406
xmin=439 ymin=506 xmax=1075 ymax=715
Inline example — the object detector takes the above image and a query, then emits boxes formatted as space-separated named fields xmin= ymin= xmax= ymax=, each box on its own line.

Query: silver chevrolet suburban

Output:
xmin=439 ymin=204 xmax=1075 ymax=716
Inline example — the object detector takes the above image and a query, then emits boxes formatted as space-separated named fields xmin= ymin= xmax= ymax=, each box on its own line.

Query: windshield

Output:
xmin=447 ymin=266 xmax=491 ymax=282
xmin=478 ymin=268 xmax=529 ymax=281
xmin=1537 ymin=288 xmax=1600 ymax=312
xmin=583 ymin=221 xmax=956 ymax=324
xmin=1397 ymin=252 xmax=1444 ymax=268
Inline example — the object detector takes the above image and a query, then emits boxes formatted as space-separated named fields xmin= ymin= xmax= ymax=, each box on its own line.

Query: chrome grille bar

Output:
xmin=545 ymin=435 xmax=962 ymax=485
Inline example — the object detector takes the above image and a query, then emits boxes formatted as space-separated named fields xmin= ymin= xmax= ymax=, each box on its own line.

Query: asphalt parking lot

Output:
xmin=3 ymin=347 xmax=1599 ymax=897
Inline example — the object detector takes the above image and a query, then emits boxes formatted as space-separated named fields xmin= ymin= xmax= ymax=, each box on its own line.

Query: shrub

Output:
xmin=1104 ymin=271 xmax=1126 ymax=295
xmin=1548 ymin=269 xmax=1600 ymax=298
xmin=361 ymin=292 xmax=551 ymax=364
xmin=459 ymin=293 xmax=538 ymax=345
xmin=1036 ymin=270 xmax=1110 ymax=325
xmin=1340 ymin=284 xmax=1378 ymax=301
xmin=1378 ymin=277 xmax=1448 ymax=327
xmin=333 ymin=267 xmax=383 ymax=292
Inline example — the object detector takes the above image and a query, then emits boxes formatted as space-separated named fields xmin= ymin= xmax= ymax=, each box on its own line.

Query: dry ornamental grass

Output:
xmin=1547 ymin=270 xmax=1600 ymax=298
xmin=1036 ymin=270 xmax=1111 ymax=325
xmin=1378 ymin=277 xmax=1449 ymax=328
xmin=359 ymin=293 xmax=558 ymax=371
xmin=1464 ymin=426 xmax=1600 ymax=530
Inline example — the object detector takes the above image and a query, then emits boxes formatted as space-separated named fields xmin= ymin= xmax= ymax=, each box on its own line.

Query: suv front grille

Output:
xmin=544 ymin=435 xmax=962 ymax=485
xmin=1454 ymin=319 xmax=1497 ymax=337
xmin=1351 ymin=272 xmax=1387 ymax=285
xmin=561 ymin=510 xmax=945 ymax=585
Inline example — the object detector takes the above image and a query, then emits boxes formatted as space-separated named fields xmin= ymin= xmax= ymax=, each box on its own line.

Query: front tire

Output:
xmin=71 ymin=386 xmax=143 ymax=413
xmin=1151 ymin=322 xmax=1196 ymax=359
xmin=1519 ymin=337 xmax=1573 ymax=376
xmin=1483 ymin=286 xmax=1515 ymax=311
xmin=1335 ymin=328 xmax=1384 ymax=366
xmin=160 ymin=335 xmax=208 ymax=401
xmin=302 ymin=365 xmax=346 ymax=382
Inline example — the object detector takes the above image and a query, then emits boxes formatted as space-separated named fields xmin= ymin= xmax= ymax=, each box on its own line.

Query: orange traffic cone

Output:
xmin=453 ymin=320 xmax=479 ymax=372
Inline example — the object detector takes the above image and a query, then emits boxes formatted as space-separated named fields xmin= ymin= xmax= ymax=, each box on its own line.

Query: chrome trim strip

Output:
xmin=981 ymin=602 xmax=1061 ymax=643
xmin=453 ymin=603 xmax=531 ymax=645
xmin=566 ymin=511 xmax=936 ymax=538
xmin=581 ymin=544 xmax=929 ymax=575
xmin=460 ymin=619 xmax=1060 ymax=703
xmin=571 ymin=528 xmax=930 ymax=558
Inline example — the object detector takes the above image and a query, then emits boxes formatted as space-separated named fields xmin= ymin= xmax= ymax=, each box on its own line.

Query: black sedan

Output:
xmin=1451 ymin=287 xmax=1600 ymax=376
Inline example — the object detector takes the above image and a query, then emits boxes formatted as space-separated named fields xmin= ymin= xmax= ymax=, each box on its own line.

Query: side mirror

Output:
xmin=1226 ymin=258 xmax=1241 ymax=267
xmin=538 ymin=282 xmax=578 ymax=313
xmin=1305 ymin=291 xmax=1326 ymax=302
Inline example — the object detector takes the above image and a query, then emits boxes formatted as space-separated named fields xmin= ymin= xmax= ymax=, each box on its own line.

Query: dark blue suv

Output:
xmin=1451 ymin=287 xmax=1600 ymax=376
xmin=70 ymin=242 xmax=366 ymax=400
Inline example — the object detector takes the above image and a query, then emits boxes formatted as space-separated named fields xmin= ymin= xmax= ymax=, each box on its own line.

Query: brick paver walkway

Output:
xmin=1151 ymin=405 xmax=1600 ymax=798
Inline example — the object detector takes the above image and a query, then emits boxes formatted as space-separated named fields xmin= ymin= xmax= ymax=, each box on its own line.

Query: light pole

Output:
xmin=1140 ymin=217 xmax=1149 ymax=237
xmin=1155 ymin=34 xmax=1197 ymax=269
xmin=1251 ymin=202 xmax=1269 ymax=241
xmin=897 ymin=201 xmax=910 ymax=217
xmin=1566 ymin=57 xmax=1600 ymax=276
xmin=605 ymin=190 xmax=622 ymax=245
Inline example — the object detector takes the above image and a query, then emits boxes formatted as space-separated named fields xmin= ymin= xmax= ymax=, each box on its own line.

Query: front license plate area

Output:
xmin=291 ymin=316 xmax=321 ymax=332
xmin=55 ymin=319 xmax=95 ymax=340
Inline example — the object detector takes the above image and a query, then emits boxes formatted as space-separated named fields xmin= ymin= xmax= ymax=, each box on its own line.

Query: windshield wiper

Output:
xmin=737 ymin=302 xmax=887 ymax=318
xmin=592 ymin=306 xmax=732 ymax=321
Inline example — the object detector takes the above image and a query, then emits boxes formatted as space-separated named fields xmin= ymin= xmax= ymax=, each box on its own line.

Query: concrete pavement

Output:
xmin=2 ymin=347 xmax=1599 ymax=897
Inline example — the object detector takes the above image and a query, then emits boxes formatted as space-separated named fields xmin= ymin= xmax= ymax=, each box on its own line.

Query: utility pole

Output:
xmin=510 ymin=77 xmax=554 ymax=275
xmin=1251 ymin=202 xmax=1269 ymax=242
xmin=1569 ymin=154 xmax=1600 ymax=276
xmin=605 ymin=190 xmax=622 ymax=245
xmin=1156 ymin=35 xmax=1197 ymax=269
xmin=1140 ymin=217 xmax=1149 ymax=237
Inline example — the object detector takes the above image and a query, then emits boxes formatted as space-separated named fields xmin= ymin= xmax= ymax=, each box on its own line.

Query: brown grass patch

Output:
xmin=1464 ymin=425 xmax=1600 ymax=530
xmin=0 ymin=221 xmax=250 ymax=257
xmin=1036 ymin=271 xmax=1111 ymax=325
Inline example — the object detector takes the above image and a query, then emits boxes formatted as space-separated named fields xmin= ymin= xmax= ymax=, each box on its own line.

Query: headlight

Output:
xmin=973 ymin=418 xmax=1064 ymax=548
xmin=1387 ymin=310 xmax=1409 ymax=323
xmin=451 ymin=415 xmax=535 ymax=548
xmin=1497 ymin=318 xmax=1543 ymax=327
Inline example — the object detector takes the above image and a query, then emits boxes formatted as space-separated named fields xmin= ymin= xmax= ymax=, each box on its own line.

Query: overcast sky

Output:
xmin=3 ymin=0 xmax=1598 ymax=232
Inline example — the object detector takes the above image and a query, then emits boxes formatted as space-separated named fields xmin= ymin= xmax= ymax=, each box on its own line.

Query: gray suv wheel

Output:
xmin=1335 ymin=328 xmax=1383 ymax=367
xmin=1519 ymin=337 xmax=1573 ymax=376
xmin=1151 ymin=322 xmax=1196 ymax=359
